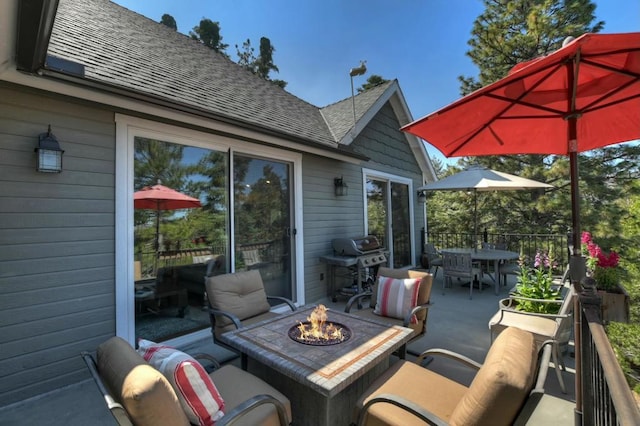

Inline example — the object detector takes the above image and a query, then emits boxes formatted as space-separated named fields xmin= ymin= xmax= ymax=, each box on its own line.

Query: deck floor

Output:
xmin=0 ymin=271 xmax=576 ymax=425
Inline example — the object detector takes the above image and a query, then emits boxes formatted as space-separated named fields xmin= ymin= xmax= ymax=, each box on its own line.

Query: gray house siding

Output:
xmin=301 ymin=154 xmax=364 ymax=303
xmin=301 ymin=102 xmax=427 ymax=303
xmin=0 ymin=85 xmax=116 ymax=406
xmin=354 ymin=102 xmax=426 ymax=265
xmin=354 ymin=103 xmax=423 ymax=176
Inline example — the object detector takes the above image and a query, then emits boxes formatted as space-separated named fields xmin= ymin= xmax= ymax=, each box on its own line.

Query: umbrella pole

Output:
xmin=474 ymin=190 xmax=478 ymax=251
xmin=569 ymin=115 xmax=584 ymax=423
xmin=154 ymin=208 xmax=160 ymax=275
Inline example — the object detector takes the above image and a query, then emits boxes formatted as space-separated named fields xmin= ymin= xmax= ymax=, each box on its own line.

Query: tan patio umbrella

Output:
xmin=418 ymin=165 xmax=553 ymax=247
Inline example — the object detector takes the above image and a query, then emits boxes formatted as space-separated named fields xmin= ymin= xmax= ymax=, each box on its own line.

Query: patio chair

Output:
xmin=82 ymin=336 xmax=291 ymax=425
xmin=441 ymin=251 xmax=482 ymax=299
xmin=344 ymin=267 xmax=433 ymax=357
xmin=421 ymin=243 xmax=443 ymax=278
xmin=488 ymin=284 xmax=575 ymax=393
xmin=353 ymin=327 xmax=554 ymax=426
xmin=205 ymin=269 xmax=296 ymax=368
xmin=498 ymin=259 xmax=522 ymax=288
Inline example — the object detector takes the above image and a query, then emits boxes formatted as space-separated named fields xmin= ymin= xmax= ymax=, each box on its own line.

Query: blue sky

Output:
xmin=113 ymin=1 xmax=636 ymax=163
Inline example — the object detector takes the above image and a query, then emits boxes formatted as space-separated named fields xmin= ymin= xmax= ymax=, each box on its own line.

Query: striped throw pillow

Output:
xmin=137 ymin=339 xmax=225 ymax=426
xmin=373 ymin=276 xmax=422 ymax=323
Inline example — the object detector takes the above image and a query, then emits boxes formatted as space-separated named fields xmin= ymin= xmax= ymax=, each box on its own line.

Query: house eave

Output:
xmin=15 ymin=0 xmax=59 ymax=73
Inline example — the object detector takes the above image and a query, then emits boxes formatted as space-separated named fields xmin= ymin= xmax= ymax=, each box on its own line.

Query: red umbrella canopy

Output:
xmin=402 ymin=32 xmax=640 ymax=157
xmin=134 ymin=183 xmax=202 ymax=210
xmin=402 ymin=32 xmax=640 ymax=284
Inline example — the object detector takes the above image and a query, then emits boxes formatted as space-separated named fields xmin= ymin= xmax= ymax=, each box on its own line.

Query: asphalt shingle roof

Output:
xmin=47 ymin=0 xmax=355 ymax=148
xmin=321 ymin=80 xmax=395 ymax=142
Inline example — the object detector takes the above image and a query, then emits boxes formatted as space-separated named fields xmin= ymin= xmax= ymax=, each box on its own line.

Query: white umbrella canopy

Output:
xmin=419 ymin=165 xmax=553 ymax=245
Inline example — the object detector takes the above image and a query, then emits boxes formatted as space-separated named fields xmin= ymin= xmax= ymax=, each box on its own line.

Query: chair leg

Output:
xmin=433 ymin=266 xmax=439 ymax=280
xmin=551 ymin=343 xmax=567 ymax=394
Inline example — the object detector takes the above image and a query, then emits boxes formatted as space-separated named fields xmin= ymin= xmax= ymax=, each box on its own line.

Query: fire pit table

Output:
xmin=218 ymin=305 xmax=413 ymax=426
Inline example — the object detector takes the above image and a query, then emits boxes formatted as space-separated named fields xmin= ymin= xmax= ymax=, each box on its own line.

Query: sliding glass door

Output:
xmin=233 ymin=154 xmax=293 ymax=299
xmin=365 ymin=171 xmax=414 ymax=268
xmin=129 ymin=132 xmax=298 ymax=342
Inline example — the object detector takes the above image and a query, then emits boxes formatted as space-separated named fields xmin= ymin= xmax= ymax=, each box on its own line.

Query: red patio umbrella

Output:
xmin=134 ymin=181 xmax=202 ymax=253
xmin=402 ymin=32 xmax=640 ymax=278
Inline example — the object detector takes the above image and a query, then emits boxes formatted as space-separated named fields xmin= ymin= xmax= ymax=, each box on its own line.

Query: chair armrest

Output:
xmin=496 ymin=298 xmax=571 ymax=321
xmin=217 ymin=394 xmax=289 ymax=426
xmin=357 ymin=393 xmax=447 ymax=426
xmin=504 ymin=295 xmax=564 ymax=306
xmin=81 ymin=352 xmax=134 ymax=426
xmin=267 ymin=295 xmax=297 ymax=311
xmin=191 ymin=353 xmax=222 ymax=370
xmin=403 ymin=302 xmax=432 ymax=327
xmin=415 ymin=348 xmax=483 ymax=370
xmin=344 ymin=292 xmax=373 ymax=313
xmin=209 ymin=308 xmax=243 ymax=329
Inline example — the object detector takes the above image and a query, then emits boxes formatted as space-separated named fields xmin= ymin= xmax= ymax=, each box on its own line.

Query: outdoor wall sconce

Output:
xmin=417 ymin=189 xmax=427 ymax=204
xmin=334 ymin=177 xmax=348 ymax=196
xmin=35 ymin=125 xmax=64 ymax=173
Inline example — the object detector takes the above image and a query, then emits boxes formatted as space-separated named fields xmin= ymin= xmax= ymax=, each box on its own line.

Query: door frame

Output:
xmin=115 ymin=114 xmax=304 ymax=345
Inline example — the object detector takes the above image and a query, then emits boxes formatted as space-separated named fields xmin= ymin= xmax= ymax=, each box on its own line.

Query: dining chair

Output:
xmin=441 ymin=251 xmax=482 ymax=299
xmin=422 ymin=243 xmax=443 ymax=279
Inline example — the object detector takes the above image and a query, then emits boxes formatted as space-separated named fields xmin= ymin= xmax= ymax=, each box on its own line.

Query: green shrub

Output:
xmin=606 ymin=322 xmax=640 ymax=393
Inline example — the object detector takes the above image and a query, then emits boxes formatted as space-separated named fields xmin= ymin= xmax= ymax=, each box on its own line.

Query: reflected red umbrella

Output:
xmin=402 ymin=32 xmax=640 ymax=275
xmin=134 ymin=181 xmax=202 ymax=252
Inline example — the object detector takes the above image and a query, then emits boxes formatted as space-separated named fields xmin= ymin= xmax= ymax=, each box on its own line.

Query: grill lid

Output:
xmin=332 ymin=235 xmax=382 ymax=256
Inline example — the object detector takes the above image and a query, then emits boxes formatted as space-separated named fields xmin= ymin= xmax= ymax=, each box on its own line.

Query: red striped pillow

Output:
xmin=373 ymin=276 xmax=422 ymax=323
xmin=138 ymin=339 xmax=225 ymax=426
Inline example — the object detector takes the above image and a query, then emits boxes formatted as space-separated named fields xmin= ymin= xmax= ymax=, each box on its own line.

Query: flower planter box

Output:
xmin=598 ymin=284 xmax=630 ymax=323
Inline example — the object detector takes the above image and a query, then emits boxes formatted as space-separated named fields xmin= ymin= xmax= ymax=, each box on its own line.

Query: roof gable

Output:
xmin=322 ymin=80 xmax=436 ymax=182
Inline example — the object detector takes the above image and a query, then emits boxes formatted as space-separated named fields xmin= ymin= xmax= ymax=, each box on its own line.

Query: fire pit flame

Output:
xmin=289 ymin=305 xmax=351 ymax=345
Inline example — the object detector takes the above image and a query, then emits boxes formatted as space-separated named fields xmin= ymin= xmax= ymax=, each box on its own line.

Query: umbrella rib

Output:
xmin=578 ymin=81 xmax=640 ymax=116
xmin=582 ymin=58 xmax=640 ymax=79
xmin=448 ymin=64 xmax=562 ymax=155
xmin=485 ymin=93 xmax=565 ymax=116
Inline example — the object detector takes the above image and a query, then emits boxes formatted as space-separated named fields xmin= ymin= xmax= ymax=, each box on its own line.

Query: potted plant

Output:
xmin=505 ymin=251 xmax=563 ymax=314
xmin=581 ymin=231 xmax=629 ymax=323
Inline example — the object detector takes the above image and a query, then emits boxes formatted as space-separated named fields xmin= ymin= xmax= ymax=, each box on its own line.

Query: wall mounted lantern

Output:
xmin=417 ymin=189 xmax=427 ymax=204
xmin=35 ymin=125 xmax=64 ymax=173
xmin=334 ymin=177 xmax=348 ymax=196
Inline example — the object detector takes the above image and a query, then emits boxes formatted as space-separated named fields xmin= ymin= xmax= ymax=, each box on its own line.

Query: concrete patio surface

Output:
xmin=0 ymin=270 xmax=576 ymax=425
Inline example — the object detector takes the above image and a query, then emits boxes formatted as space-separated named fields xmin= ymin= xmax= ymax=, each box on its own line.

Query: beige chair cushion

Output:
xmin=96 ymin=337 xmax=189 ymax=426
xmin=450 ymin=327 xmax=537 ymax=426
xmin=206 ymin=270 xmax=272 ymax=329
xmin=355 ymin=359 xmax=468 ymax=425
xmin=211 ymin=364 xmax=292 ymax=426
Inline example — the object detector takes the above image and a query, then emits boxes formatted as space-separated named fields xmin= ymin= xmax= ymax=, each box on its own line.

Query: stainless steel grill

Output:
xmin=320 ymin=236 xmax=388 ymax=302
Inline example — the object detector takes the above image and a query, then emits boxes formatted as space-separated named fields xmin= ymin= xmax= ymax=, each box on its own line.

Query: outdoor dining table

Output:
xmin=442 ymin=247 xmax=520 ymax=294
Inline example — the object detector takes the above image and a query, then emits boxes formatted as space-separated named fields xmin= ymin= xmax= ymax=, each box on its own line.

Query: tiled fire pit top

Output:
xmin=219 ymin=306 xmax=413 ymax=397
